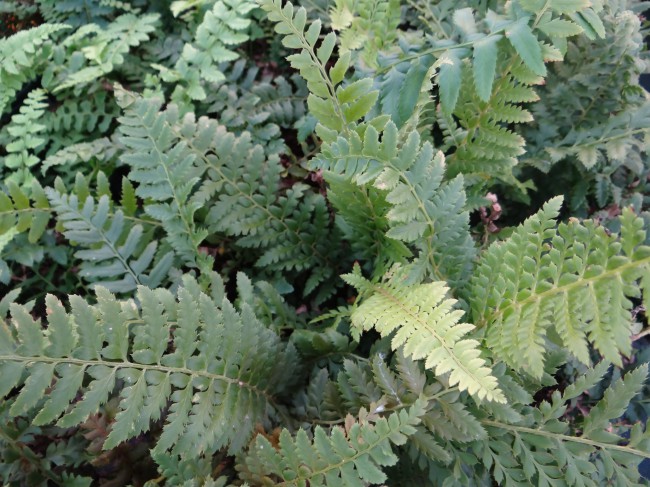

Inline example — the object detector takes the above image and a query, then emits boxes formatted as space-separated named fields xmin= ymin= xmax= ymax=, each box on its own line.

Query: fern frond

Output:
xmin=0 ymin=23 xmax=68 ymax=115
xmin=180 ymin=0 xmax=256 ymax=88
xmin=54 ymin=13 xmax=159 ymax=92
xmin=0 ymin=181 xmax=50 ymax=245
xmin=327 ymin=173 xmax=411 ymax=276
xmin=195 ymin=125 xmax=340 ymax=299
xmin=0 ymin=274 xmax=300 ymax=456
xmin=41 ymin=91 xmax=118 ymax=152
xmin=261 ymin=0 xmax=380 ymax=141
xmin=42 ymin=137 xmax=119 ymax=175
xmin=479 ymin=364 xmax=650 ymax=485
xmin=319 ymin=122 xmax=476 ymax=286
xmin=46 ymin=188 xmax=173 ymax=293
xmin=205 ymin=61 xmax=308 ymax=152
xmin=472 ymin=197 xmax=650 ymax=376
xmin=238 ymin=398 xmax=427 ymax=486
xmin=343 ymin=265 xmax=505 ymax=403
xmin=331 ymin=0 xmax=401 ymax=67
xmin=0 ymin=89 xmax=49 ymax=189
xmin=115 ymin=88 xmax=211 ymax=273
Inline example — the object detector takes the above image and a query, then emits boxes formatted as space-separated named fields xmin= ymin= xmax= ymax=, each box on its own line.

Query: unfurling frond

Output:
xmin=472 ymin=198 xmax=650 ymax=376
xmin=343 ymin=265 xmax=504 ymax=403
xmin=0 ymin=274 xmax=300 ymax=456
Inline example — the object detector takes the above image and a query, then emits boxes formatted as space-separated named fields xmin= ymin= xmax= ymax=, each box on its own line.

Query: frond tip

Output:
xmin=343 ymin=265 xmax=505 ymax=403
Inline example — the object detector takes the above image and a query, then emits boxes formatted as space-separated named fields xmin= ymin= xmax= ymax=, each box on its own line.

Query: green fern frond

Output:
xmin=238 ymin=398 xmax=427 ymax=486
xmin=261 ymin=0 xmax=380 ymax=141
xmin=42 ymin=137 xmax=119 ymax=176
xmin=115 ymin=88 xmax=211 ymax=274
xmin=0 ymin=23 xmax=68 ymax=115
xmin=0 ymin=89 xmax=49 ymax=189
xmin=0 ymin=274 xmax=300 ymax=456
xmin=46 ymin=188 xmax=173 ymax=293
xmin=472 ymin=197 xmax=650 ymax=376
xmin=35 ymin=0 xmax=118 ymax=26
xmin=479 ymin=363 xmax=650 ymax=486
xmin=41 ymin=91 xmax=118 ymax=152
xmin=195 ymin=126 xmax=340 ymax=299
xmin=319 ymin=122 xmax=476 ymax=286
xmin=53 ymin=13 xmax=159 ymax=92
xmin=327 ymin=173 xmax=411 ymax=276
xmin=205 ymin=61 xmax=308 ymax=152
xmin=343 ymin=265 xmax=505 ymax=403
xmin=182 ymin=0 xmax=256 ymax=85
xmin=330 ymin=0 xmax=401 ymax=67
xmin=0 ymin=181 xmax=50 ymax=245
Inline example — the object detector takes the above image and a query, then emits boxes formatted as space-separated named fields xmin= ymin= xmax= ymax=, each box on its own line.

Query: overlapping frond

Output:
xmin=0 ymin=89 xmax=48 ymax=188
xmin=478 ymin=363 xmax=650 ymax=486
xmin=261 ymin=0 xmax=380 ymax=141
xmin=115 ymin=89 xmax=210 ymax=273
xmin=0 ymin=274 xmax=299 ymax=456
xmin=0 ymin=23 xmax=68 ymax=115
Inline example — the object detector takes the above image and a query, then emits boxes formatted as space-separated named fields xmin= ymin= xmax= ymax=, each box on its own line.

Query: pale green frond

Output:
xmin=473 ymin=197 xmax=650 ymax=376
xmin=343 ymin=265 xmax=505 ymax=403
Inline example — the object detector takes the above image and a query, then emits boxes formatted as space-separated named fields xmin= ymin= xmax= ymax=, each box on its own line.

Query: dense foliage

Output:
xmin=0 ymin=0 xmax=650 ymax=485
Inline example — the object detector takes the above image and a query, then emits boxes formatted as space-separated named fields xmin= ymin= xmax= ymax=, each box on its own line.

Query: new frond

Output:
xmin=343 ymin=265 xmax=505 ymax=403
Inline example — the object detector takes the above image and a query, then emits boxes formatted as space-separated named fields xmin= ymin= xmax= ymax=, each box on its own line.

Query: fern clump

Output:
xmin=1 ymin=0 xmax=649 ymax=484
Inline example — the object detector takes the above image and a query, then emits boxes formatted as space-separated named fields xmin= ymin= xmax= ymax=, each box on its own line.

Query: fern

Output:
xmin=0 ymin=23 xmax=68 ymax=115
xmin=0 ymin=273 xmax=299 ymax=456
xmin=42 ymin=136 xmax=119 ymax=176
xmin=238 ymin=398 xmax=427 ymax=486
xmin=53 ymin=13 xmax=159 ymax=92
xmin=472 ymin=197 xmax=650 ymax=376
xmin=327 ymin=173 xmax=411 ymax=276
xmin=34 ymin=0 xmax=138 ymax=26
xmin=183 ymin=0 xmax=256 ymax=86
xmin=343 ymin=264 xmax=505 ymax=403
xmin=329 ymin=0 xmax=401 ymax=67
xmin=262 ymin=0 xmax=381 ymax=141
xmin=115 ymin=88 xmax=211 ymax=274
xmin=204 ymin=60 xmax=309 ymax=153
xmin=46 ymin=188 xmax=173 ymax=293
xmin=193 ymin=119 xmax=341 ymax=300
xmin=523 ymin=2 xmax=650 ymax=210
xmin=477 ymin=363 xmax=650 ymax=486
xmin=319 ymin=122 xmax=476 ymax=286
xmin=0 ymin=181 xmax=51 ymax=284
xmin=0 ymin=89 xmax=48 ymax=189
